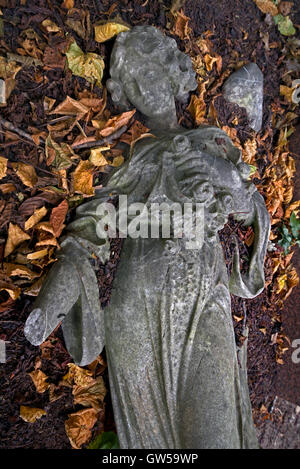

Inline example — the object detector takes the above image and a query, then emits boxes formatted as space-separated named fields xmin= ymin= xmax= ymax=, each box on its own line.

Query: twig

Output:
xmin=0 ymin=116 xmax=38 ymax=144
xmin=71 ymin=125 xmax=128 ymax=151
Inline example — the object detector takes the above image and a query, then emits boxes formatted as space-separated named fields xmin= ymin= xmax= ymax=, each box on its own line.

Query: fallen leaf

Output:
xmin=25 ymin=206 xmax=48 ymax=230
xmin=172 ymin=9 xmax=191 ymax=40
xmin=254 ymin=0 xmax=278 ymax=16
xmin=66 ymin=40 xmax=104 ymax=88
xmin=20 ymin=405 xmax=46 ymax=423
xmin=72 ymin=160 xmax=95 ymax=197
xmin=94 ymin=21 xmax=130 ymax=43
xmin=45 ymin=135 xmax=76 ymax=169
xmin=41 ymin=19 xmax=61 ymax=33
xmin=187 ymin=94 xmax=206 ymax=125
xmin=65 ymin=408 xmax=98 ymax=449
xmin=89 ymin=148 xmax=109 ymax=167
xmin=50 ymin=199 xmax=68 ymax=237
xmin=62 ymin=0 xmax=74 ymax=9
xmin=63 ymin=363 xmax=94 ymax=387
xmin=73 ymin=376 xmax=106 ymax=411
xmin=4 ymin=223 xmax=30 ymax=257
xmin=50 ymin=96 xmax=89 ymax=120
xmin=12 ymin=162 xmax=37 ymax=188
xmin=100 ymin=109 xmax=136 ymax=137
xmin=29 ymin=370 xmax=50 ymax=393
xmin=0 ymin=155 xmax=7 ymax=179
xmin=274 ymin=14 xmax=296 ymax=36
xmin=2 ymin=263 xmax=39 ymax=280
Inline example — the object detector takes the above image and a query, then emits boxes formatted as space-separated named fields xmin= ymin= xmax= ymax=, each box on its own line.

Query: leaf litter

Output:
xmin=0 ymin=0 xmax=299 ymax=449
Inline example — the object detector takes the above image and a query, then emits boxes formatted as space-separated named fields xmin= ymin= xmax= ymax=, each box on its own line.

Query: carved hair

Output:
xmin=107 ymin=26 xmax=197 ymax=109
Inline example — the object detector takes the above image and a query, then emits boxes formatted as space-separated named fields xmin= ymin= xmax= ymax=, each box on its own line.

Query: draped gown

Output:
xmin=24 ymin=126 xmax=270 ymax=449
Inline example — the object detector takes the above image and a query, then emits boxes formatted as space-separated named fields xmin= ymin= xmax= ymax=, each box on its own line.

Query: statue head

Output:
xmin=107 ymin=26 xmax=197 ymax=129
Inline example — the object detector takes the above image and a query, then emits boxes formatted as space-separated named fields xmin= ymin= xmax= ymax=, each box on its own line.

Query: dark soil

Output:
xmin=0 ymin=0 xmax=299 ymax=449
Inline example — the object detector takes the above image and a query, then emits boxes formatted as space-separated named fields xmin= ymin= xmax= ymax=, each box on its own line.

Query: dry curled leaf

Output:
xmin=89 ymin=147 xmax=109 ymax=167
xmin=20 ymin=405 xmax=46 ymax=423
xmin=0 ymin=156 xmax=7 ymax=179
xmin=4 ymin=223 xmax=30 ymax=257
xmin=94 ymin=21 xmax=130 ymax=43
xmin=73 ymin=376 xmax=106 ymax=411
xmin=63 ymin=363 xmax=94 ymax=387
xmin=50 ymin=199 xmax=68 ymax=237
xmin=65 ymin=408 xmax=98 ymax=449
xmin=254 ymin=0 xmax=278 ymax=16
xmin=73 ymin=160 xmax=95 ymax=197
xmin=187 ymin=94 xmax=206 ymax=125
xmin=29 ymin=370 xmax=50 ymax=393
xmin=172 ymin=9 xmax=191 ymax=40
xmin=25 ymin=206 xmax=48 ymax=231
xmin=2 ymin=263 xmax=39 ymax=280
xmin=12 ymin=162 xmax=37 ymax=188
xmin=100 ymin=109 xmax=136 ymax=137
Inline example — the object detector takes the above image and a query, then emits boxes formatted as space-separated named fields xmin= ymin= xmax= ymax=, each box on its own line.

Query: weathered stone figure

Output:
xmin=25 ymin=26 xmax=270 ymax=449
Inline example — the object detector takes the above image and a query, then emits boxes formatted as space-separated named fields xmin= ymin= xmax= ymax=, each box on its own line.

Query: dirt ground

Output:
xmin=0 ymin=0 xmax=299 ymax=449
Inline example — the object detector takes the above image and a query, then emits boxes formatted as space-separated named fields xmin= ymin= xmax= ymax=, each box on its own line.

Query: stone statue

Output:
xmin=24 ymin=26 xmax=270 ymax=449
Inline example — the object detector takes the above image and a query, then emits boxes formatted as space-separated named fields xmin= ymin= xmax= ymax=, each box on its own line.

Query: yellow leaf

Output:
xmin=277 ymin=274 xmax=287 ymax=294
xmin=187 ymin=94 xmax=206 ymax=125
xmin=41 ymin=19 xmax=61 ymax=33
xmin=12 ymin=162 xmax=37 ymax=188
xmin=111 ymin=155 xmax=124 ymax=167
xmin=20 ymin=406 xmax=46 ymax=423
xmin=27 ymin=248 xmax=49 ymax=260
xmin=254 ymin=0 xmax=278 ymax=16
xmin=65 ymin=408 xmax=98 ymax=449
xmin=0 ymin=156 xmax=7 ymax=179
xmin=94 ymin=21 xmax=130 ymax=43
xmin=4 ymin=223 xmax=30 ymax=257
xmin=280 ymin=85 xmax=294 ymax=103
xmin=66 ymin=40 xmax=104 ymax=88
xmin=63 ymin=363 xmax=94 ymax=387
xmin=89 ymin=148 xmax=109 ymax=167
xmin=73 ymin=376 xmax=106 ymax=411
xmin=25 ymin=206 xmax=48 ymax=230
xmin=73 ymin=160 xmax=95 ymax=197
xmin=29 ymin=370 xmax=50 ymax=393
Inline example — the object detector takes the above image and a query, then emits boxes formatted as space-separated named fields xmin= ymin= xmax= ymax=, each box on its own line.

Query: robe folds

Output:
xmin=24 ymin=126 xmax=270 ymax=448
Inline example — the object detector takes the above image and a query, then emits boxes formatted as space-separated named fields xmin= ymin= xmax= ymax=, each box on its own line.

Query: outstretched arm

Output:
xmin=24 ymin=193 xmax=110 ymax=366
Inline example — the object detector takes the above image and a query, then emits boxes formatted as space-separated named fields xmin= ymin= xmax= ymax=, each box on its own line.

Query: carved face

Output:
xmin=122 ymin=63 xmax=175 ymax=119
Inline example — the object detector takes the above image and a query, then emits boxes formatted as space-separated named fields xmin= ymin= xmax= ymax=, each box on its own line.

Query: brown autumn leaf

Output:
xmin=12 ymin=162 xmax=38 ymax=188
xmin=50 ymin=96 xmax=89 ymax=120
xmin=0 ymin=279 xmax=21 ymax=300
xmin=204 ymin=53 xmax=222 ymax=73
xmin=94 ymin=21 xmax=130 ymax=43
xmin=41 ymin=19 xmax=61 ymax=33
xmin=50 ymin=199 xmax=68 ymax=237
xmin=20 ymin=405 xmax=46 ymax=423
xmin=62 ymin=363 xmax=94 ymax=387
xmin=278 ymin=1 xmax=293 ymax=16
xmin=2 ymin=263 xmax=39 ymax=280
xmin=29 ymin=369 xmax=50 ymax=393
xmin=62 ymin=0 xmax=74 ymax=8
xmin=4 ymin=223 xmax=30 ymax=257
xmin=173 ymin=9 xmax=191 ymax=40
xmin=24 ymin=274 xmax=46 ymax=296
xmin=187 ymin=94 xmax=206 ymax=125
xmin=254 ymin=0 xmax=278 ymax=16
xmin=100 ymin=109 xmax=136 ymax=137
xmin=73 ymin=376 xmax=106 ymax=411
xmin=25 ymin=206 xmax=48 ymax=231
xmin=27 ymin=248 xmax=49 ymax=260
xmin=65 ymin=408 xmax=98 ymax=449
xmin=73 ymin=160 xmax=95 ymax=197
xmin=0 ymin=156 xmax=8 ymax=179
